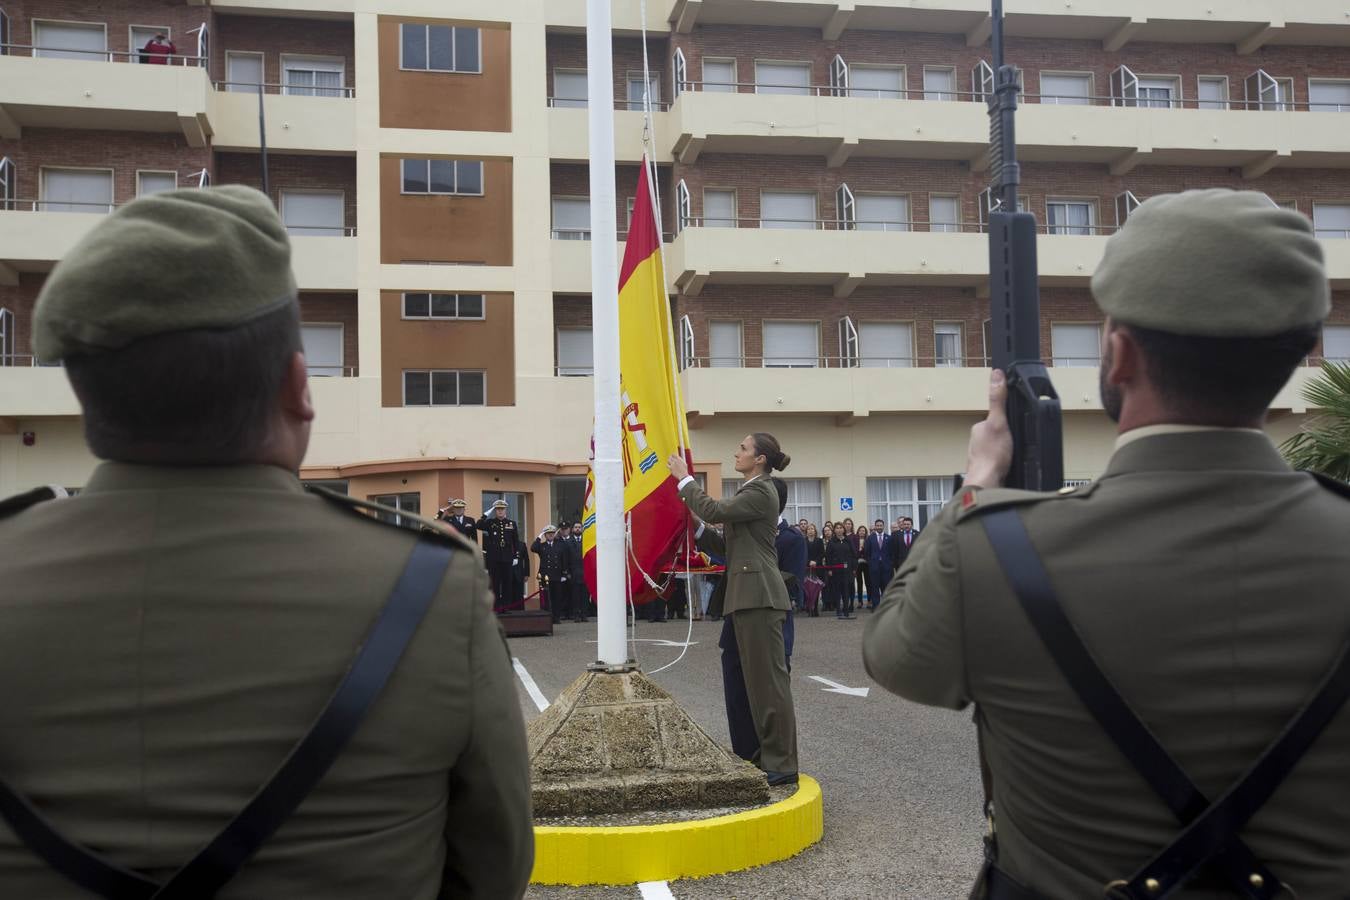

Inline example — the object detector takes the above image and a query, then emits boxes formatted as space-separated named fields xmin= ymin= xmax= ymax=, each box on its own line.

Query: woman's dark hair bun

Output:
xmin=751 ymin=432 xmax=789 ymax=473
xmin=775 ymin=452 xmax=791 ymax=471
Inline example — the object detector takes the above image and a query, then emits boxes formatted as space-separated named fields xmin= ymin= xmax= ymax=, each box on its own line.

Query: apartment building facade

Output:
xmin=1 ymin=0 xmax=1348 ymax=551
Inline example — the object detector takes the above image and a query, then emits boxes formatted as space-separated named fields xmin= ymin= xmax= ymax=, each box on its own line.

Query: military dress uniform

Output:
xmin=438 ymin=498 xmax=478 ymax=544
xmin=531 ymin=528 xmax=568 ymax=622
xmin=476 ymin=504 xmax=519 ymax=610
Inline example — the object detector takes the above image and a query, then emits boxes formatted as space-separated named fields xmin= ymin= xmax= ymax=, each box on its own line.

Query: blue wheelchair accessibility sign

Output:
xmin=839 ymin=497 xmax=854 ymax=512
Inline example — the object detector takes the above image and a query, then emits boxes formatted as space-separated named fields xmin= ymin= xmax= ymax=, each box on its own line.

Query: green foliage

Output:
xmin=1280 ymin=361 xmax=1350 ymax=482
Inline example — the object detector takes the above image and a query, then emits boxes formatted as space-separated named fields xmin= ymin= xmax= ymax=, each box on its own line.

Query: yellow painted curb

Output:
xmin=530 ymin=774 xmax=824 ymax=886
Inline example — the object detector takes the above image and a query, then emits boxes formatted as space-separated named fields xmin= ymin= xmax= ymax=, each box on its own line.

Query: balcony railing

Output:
xmin=1 ymin=43 xmax=204 ymax=66
xmin=551 ymin=228 xmax=676 ymax=241
xmin=675 ymin=354 xmax=1346 ymax=370
xmin=0 ymin=355 xmax=362 ymax=374
xmin=678 ymin=216 xmax=1120 ymax=236
xmin=547 ymin=97 xmax=671 ymax=111
xmin=0 ymin=199 xmax=357 ymax=235
xmin=287 ymin=225 xmax=358 ymax=237
xmin=214 ymin=80 xmax=355 ymax=99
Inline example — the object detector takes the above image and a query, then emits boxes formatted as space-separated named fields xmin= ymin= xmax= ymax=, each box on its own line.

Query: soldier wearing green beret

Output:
xmin=863 ymin=190 xmax=1350 ymax=898
xmin=0 ymin=186 xmax=533 ymax=898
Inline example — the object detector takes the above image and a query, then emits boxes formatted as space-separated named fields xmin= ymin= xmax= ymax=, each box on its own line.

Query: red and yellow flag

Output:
xmin=582 ymin=158 xmax=693 ymax=601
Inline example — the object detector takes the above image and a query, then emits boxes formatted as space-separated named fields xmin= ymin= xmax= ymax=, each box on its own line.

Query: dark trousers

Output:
xmin=828 ymin=572 xmax=852 ymax=616
xmin=854 ymin=561 xmax=869 ymax=602
xmin=487 ymin=560 xmax=514 ymax=611
xmin=720 ymin=610 xmax=795 ymax=766
xmin=867 ymin=562 xmax=890 ymax=608
xmin=571 ymin=580 xmax=588 ymax=620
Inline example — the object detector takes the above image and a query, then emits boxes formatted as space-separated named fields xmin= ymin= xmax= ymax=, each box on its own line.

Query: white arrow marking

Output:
xmin=512 ymin=658 xmax=550 ymax=712
xmin=808 ymin=675 xmax=870 ymax=698
xmin=586 ymin=638 xmax=699 ymax=648
xmin=638 ymin=881 xmax=676 ymax=900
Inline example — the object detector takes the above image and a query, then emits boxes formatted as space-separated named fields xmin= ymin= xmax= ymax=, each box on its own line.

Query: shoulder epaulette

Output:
xmin=0 ymin=485 xmax=66 ymax=522
xmin=305 ymin=485 xmax=475 ymax=552
xmin=1311 ymin=472 xmax=1350 ymax=501
xmin=955 ymin=480 xmax=1101 ymax=524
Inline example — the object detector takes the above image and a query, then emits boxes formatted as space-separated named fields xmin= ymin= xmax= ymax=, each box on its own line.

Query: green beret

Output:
xmin=1090 ymin=189 xmax=1329 ymax=338
xmin=33 ymin=185 xmax=296 ymax=362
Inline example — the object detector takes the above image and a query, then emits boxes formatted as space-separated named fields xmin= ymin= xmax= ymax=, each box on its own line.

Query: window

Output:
xmin=553 ymin=68 xmax=587 ymax=107
xmin=755 ymin=61 xmax=810 ymax=96
xmin=400 ymin=24 xmax=480 ymax=73
xmin=1275 ymin=78 xmax=1295 ymax=111
xmin=709 ymin=320 xmax=742 ymax=368
xmin=1046 ymin=199 xmax=1096 ymax=235
xmin=1039 ymin=72 xmax=1091 ymax=106
xmin=1313 ymin=204 xmax=1350 ymax=239
xmin=762 ymin=321 xmax=819 ymax=368
xmin=1323 ymin=325 xmax=1350 ymax=363
xmin=401 ymin=159 xmax=483 ymax=196
xmin=721 ymin=479 xmax=740 ymax=499
xmin=369 ymin=492 xmax=421 ymax=526
xmin=403 ymin=370 xmax=486 ymax=406
xmin=551 ymin=196 xmax=590 ymax=239
xmin=557 ymin=327 xmax=593 ymax=376
xmin=1276 ymin=200 xmax=1298 ymax=213
xmin=855 ymin=194 xmax=908 ymax=232
xmin=1115 ymin=190 xmax=1141 ymax=228
xmin=301 ymin=323 xmax=344 ymax=376
xmin=225 ymin=51 xmax=263 ymax=92
xmin=0 ymin=156 xmax=13 ymax=211
xmin=280 ymin=190 xmax=344 ymax=236
xmin=1137 ymin=76 xmax=1179 ymax=109
xmin=973 ymin=60 xmax=995 ymax=102
xmin=858 ymin=322 xmax=913 ymax=368
xmin=130 ymin=26 xmax=169 ymax=62
xmin=781 ymin=479 xmax=824 ymax=527
xmin=401 ymin=292 xmax=485 ymax=319
xmin=1051 ymin=323 xmax=1102 ymax=367
xmin=0 ymin=10 xmax=10 ymax=57
xmin=703 ymin=188 xmax=736 ymax=227
xmin=849 ymin=65 xmax=904 ymax=100
xmin=282 ymin=54 xmax=345 ymax=97
xmin=1245 ymin=69 xmax=1284 ymax=111
xmin=934 ymin=322 xmax=963 ymax=367
xmin=304 ymin=479 xmax=349 ymax=494
xmin=1309 ymin=79 xmax=1350 ymax=113
xmin=866 ymin=477 xmax=954 ymax=530
xmin=1197 ymin=76 xmax=1228 ymax=110
xmin=930 ymin=194 xmax=960 ymax=233
xmin=981 ymin=319 xmax=993 ymax=367
xmin=0 ymin=308 xmax=13 ymax=366
xmin=136 ymin=171 xmax=177 ymax=196
xmin=702 ymin=58 xmax=736 ymax=93
xmin=40 ymin=168 xmax=113 ymax=213
xmin=922 ymin=67 xmax=956 ymax=101
xmin=761 ymin=191 xmax=816 ymax=230
xmin=626 ymin=72 xmax=659 ymax=111
xmin=33 ymin=21 xmax=106 ymax=61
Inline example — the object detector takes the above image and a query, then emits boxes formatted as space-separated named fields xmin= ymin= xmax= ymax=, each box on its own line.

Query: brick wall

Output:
xmin=5 ymin=0 xmax=211 ymax=62
xmin=213 ymin=14 xmax=355 ymax=90
xmin=676 ymin=155 xmax=1350 ymax=230
xmin=550 ymin=163 xmax=677 ymax=237
xmin=0 ymin=128 xmax=210 ymax=206
xmin=671 ymin=25 xmax=1350 ymax=107
xmin=215 ymin=152 xmax=357 ymax=230
xmin=298 ymin=291 xmax=358 ymax=373
xmin=545 ymin=33 xmax=671 ymax=106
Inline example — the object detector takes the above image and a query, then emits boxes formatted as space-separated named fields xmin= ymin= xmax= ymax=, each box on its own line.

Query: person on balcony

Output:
xmin=141 ymin=33 xmax=177 ymax=65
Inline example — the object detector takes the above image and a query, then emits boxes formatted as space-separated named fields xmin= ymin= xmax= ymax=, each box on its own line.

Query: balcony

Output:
xmin=669 ymin=87 xmax=1350 ymax=173
xmin=548 ymin=105 xmax=674 ymax=164
xmin=210 ymin=84 xmax=356 ymax=153
xmin=0 ymin=52 xmax=211 ymax=145
xmin=290 ymin=235 xmax=358 ymax=290
xmin=0 ymin=365 xmax=79 ymax=418
xmin=667 ymin=224 xmax=1350 ymax=296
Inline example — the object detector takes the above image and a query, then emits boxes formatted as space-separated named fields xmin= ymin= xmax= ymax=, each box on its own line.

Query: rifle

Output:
xmin=985 ymin=0 xmax=1064 ymax=491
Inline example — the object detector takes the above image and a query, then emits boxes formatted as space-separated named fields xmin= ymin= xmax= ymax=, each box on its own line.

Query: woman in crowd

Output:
xmin=819 ymin=524 xmax=835 ymax=611
xmin=805 ymin=524 xmax=823 ymax=573
xmin=850 ymin=523 xmax=868 ymax=608
xmin=825 ymin=522 xmax=855 ymax=619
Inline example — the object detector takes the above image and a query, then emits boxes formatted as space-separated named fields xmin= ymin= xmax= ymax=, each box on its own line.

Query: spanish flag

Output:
xmin=581 ymin=158 xmax=693 ymax=602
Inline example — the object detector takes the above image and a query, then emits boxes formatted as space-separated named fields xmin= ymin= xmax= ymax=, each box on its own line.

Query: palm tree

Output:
xmin=1280 ymin=361 xmax=1350 ymax=482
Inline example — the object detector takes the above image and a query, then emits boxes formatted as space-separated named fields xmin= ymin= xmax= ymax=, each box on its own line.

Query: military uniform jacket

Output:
xmin=862 ymin=431 xmax=1350 ymax=898
xmin=476 ymin=514 xmax=519 ymax=563
xmin=442 ymin=513 xmax=478 ymax=544
xmin=681 ymin=477 xmax=790 ymax=616
xmin=0 ymin=463 xmax=534 ymax=900
xmin=563 ymin=536 xmax=586 ymax=579
xmin=531 ymin=538 xmax=566 ymax=586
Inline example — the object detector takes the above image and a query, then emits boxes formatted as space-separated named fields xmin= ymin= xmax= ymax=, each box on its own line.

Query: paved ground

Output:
xmin=511 ymin=610 xmax=985 ymax=900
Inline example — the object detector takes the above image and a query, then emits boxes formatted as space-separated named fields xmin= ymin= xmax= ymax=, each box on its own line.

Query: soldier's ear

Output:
xmin=1103 ymin=326 xmax=1142 ymax=387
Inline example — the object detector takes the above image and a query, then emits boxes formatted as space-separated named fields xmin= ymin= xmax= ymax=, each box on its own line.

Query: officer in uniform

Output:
xmin=476 ymin=500 xmax=518 ymax=610
xmin=530 ymin=525 xmax=568 ymax=623
xmin=863 ymin=190 xmax=1350 ymax=899
xmin=563 ymin=521 xmax=588 ymax=622
xmin=437 ymin=497 xmax=477 ymax=543
xmin=0 ymin=187 xmax=533 ymax=898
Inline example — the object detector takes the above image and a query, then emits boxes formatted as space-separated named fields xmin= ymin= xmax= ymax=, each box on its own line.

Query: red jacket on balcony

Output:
xmin=141 ymin=37 xmax=176 ymax=64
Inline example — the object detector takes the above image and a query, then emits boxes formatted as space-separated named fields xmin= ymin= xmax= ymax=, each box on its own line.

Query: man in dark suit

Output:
xmin=864 ymin=519 xmax=891 ymax=609
xmin=889 ymin=515 xmax=919 ymax=575
xmin=531 ymin=525 xmax=567 ymax=623
xmin=436 ymin=498 xmax=477 ymax=543
xmin=562 ymin=521 xmax=588 ymax=622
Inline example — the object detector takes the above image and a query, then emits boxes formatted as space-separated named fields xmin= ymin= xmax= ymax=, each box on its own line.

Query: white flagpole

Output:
xmin=586 ymin=0 xmax=627 ymax=668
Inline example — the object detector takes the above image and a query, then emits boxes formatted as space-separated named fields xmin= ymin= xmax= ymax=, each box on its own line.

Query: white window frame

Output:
xmin=676 ymin=178 xmax=691 ymax=230
xmin=1045 ymin=197 xmax=1098 ymax=236
xmin=1308 ymin=78 xmax=1350 ymax=113
xmin=1051 ymin=322 xmax=1103 ymax=368
xmin=760 ymin=190 xmax=818 ymax=230
xmin=1114 ymin=190 xmax=1140 ymax=228
xmin=400 ymin=292 xmax=486 ymax=320
xmin=225 ymin=50 xmax=264 ymax=92
xmin=398 ymin=23 xmax=482 ymax=74
xmin=556 ymin=327 xmax=594 ymax=376
xmin=1110 ymin=64 xmax=1139 ymax=107
xmin=135 ymin=169 xmax=178 ymax=197
xmin=678 ymin=314 xmax=694 ymax=369
xmin=973 ymin=60 xmax=995 ymax=102
xmin=929 ymin=193 xmax=961 ymax=233
xmin=626 ymin=70 xmax=660 ymax=111
xmin=781 ymin=479 xmax=825 ymax=528
xmin=838 ymin=315 xmax=859 ymax=367
xmin=1322 ymin=324 xmax=1350 ymax=363
xmin=1038 ymin=70 xmax=1093 ymax=106
xmin=280 ymin=53 xmax=346 ymax=97
xmin=0 ymin=307 xmax=14 ymax=366
xmin=1197 ymin=75 xmax=1229 ymax=110
xmin=300 ymin=322 xmax=344 ymax=376
xmin=835 ymin=182 xmax=855 ymax=231
xmin=709 ymin=319 xmax=744 ymax=368
xmin=762 ymin=319 xmax=820 ymax=369
xmin=1245 ymin=69 xmax=1283 ymax=111
xmin=369 ymin=491 xmax=421 ymax=527
xmin=702 ymin=186 xmax=736 ymax=228
xmin=1136 ymin=74 xmax=1181 ymax=109
xmin=39 ymin=165 xmax=114 ymax=213
xmin=279 ymin=188 xmax=346 ymax=236
xmin=829 ymin=53 xmax=848 ymax=97
xmin=934 ymin=321 xmax=964 ymax=367
xmin=402 ymin=369 xmax=488 ymax=407
xmin=854 ymin=191 xmax=910 ymax=233
xmin=858 ymin=320 xmax=915 ymax=368
xmin=848 ymin=64 xmax=906 ymax=100
xmin=1312 ymin=203 xmax=1350 ymax=239
xmin=922 ymin=65 xmax=957 ymax=102
xmin=672 ymin=46 xmax=686 ymax=97
xmin=702 ymin=56 xmax=737 ymax=93
xmin=551 ymin=195 xmax=591 ymax=240
xmin=551 ymin=67 xmax=588 ymax=108
xmin=32 ymin=19 xmax=108 ymax=61
xmin=0 ymin=10 xmax=10 ymax=58
xmin=129 ymin=24 xmax=171 ymax=60
xmin=191 ymin=22 xmax=208 ymax=65
xmin=866 ymin=477 xmax=955 ymax=531
xmin=0 ymin=156 xmax=16 ymax=210
xmin=400 ymin=158 xmax=485 ymax=197
xmin=754 ymin=59 xmax=812 ymax=96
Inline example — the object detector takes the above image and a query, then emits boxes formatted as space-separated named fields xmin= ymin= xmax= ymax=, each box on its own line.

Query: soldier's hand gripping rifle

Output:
xmin=985 ymin=0 xmax=1063 ymax=491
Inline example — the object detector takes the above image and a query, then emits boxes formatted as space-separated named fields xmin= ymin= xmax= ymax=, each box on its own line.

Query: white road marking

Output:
xmin=638 ymin=881 xmax=676 ymax=900
xmin=808 ymin=675 xmax=870 ymax=698
xmin=512 ymin=657 xmax=550 ymax=712
xmin=586 ymin=638 xmax=700 ymax=648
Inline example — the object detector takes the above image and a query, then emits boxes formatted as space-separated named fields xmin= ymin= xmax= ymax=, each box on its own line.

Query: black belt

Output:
xmin=0 ymin=537 xmax=454 ymax=899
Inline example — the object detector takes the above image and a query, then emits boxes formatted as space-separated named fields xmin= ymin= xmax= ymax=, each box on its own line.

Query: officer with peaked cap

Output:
xmin=0 ymin=187 xmax=533 ymax=898
xmin=476 ymin=499 xmax=519 ymax=610
xmin=863 ymin=190 xmax=1350 ymax=899
xmin=530 ymin=524 xmax=568 ymax=623
xmin=438 ymin=497 xmax=478 ymax=543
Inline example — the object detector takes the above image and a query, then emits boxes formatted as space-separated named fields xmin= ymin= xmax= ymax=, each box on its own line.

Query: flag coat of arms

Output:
xmin=581 ymin=159 xmax=693 ymax=601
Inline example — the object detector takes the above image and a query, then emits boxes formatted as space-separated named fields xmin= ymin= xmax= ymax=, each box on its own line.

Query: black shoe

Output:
xmin=765 ymin=771 xmax=799 ymax=787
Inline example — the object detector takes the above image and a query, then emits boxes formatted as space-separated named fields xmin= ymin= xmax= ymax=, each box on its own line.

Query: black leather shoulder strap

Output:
xmin=0 ymin=536 xmax=454 ymax=900
xmin=1311 ymin=471 xmax=1350 ymax=500
xmin=0 ymin=485 xmax=64 ymax=522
